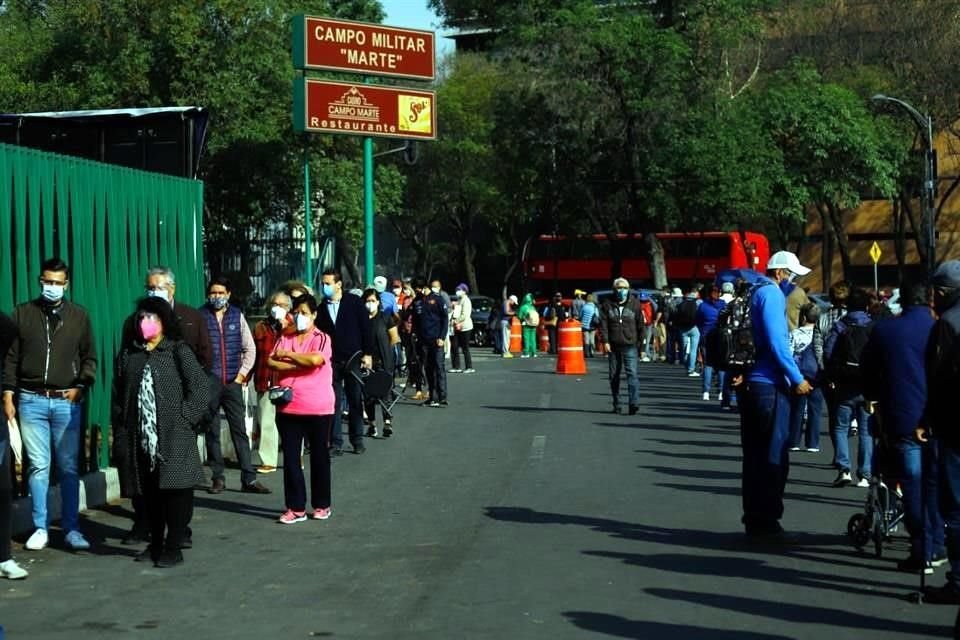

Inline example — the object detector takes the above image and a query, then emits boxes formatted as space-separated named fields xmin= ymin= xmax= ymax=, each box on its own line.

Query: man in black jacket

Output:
xmin=415 ymin=281 xmax=449 ymax=407
xmin=921 ymin=261 xmax=960 ymax=604
xmin=2 ymin=258 xmax=97 ymax=552
xmin=316 ymin=269 xmax=373 ymax=455
xmin=599 ymin=277 xmax=644 ymax=415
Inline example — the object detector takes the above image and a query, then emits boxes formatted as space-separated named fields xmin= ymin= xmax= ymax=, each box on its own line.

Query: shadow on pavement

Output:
xmin=654 ymin=482 xmax=862 ymax=509
xmin=481 ymin=405 xmax=612 ymax=415
xmin=562 ymin=611 xmax=794 ymax=639
xmin=633 ymin=449 xmax=742 ymax=463
xmin=595 ymin=422 xmax=722 ymax=435
xmin=192 ymin=495 xmax=280 ymax=520
xmin=644 ymin=588 xmax=947 ymax=638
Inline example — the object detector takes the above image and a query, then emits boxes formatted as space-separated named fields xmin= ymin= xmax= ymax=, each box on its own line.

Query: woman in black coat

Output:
xmin=112 ymin=297 xmax=210 ymax=568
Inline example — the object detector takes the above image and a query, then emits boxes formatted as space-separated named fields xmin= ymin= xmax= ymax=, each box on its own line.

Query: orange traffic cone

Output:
xmin=509 ymin=316 xmax=523 ymax=354
xmin=538 ymin=324 xmax=550 ymax=353
xmin=556 ymin=320 xmax=587 ymax=375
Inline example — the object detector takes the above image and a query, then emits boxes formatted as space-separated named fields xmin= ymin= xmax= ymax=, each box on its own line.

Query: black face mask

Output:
xmin=935 ymin=288 xmax=960 ymax=315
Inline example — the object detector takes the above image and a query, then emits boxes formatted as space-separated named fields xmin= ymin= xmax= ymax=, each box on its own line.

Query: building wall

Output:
xmin=798 ymin=125 xmax=960 ymax=292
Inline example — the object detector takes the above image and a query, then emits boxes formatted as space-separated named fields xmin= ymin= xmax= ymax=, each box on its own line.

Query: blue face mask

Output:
xmin=322 ymin=283 xmax=336 ymax=299
xmin=208 ymin=296 xmax=228 ymax=310
xmin=778 ymin=279 xmax=796 ymax=297
xmin=616 ymin=288 xmax=628 ymax=301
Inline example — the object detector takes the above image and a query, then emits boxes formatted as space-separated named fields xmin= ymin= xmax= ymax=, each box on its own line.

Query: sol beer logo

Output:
xmin=398 ymin=95 xmax=432 ymax=134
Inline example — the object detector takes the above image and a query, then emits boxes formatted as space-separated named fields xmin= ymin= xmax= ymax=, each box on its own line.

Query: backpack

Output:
xmin=796 ymin=340 xmax=819 ymax=382
xmin=526 ymin=308 xmax=540 ymax=327
xmin=714 ymin=283 xmax=770 ymax=373
xmin=826 ymin=319 xmax=872 ymax=387
xmin=674 ymin=299 xmax=698 ymax=330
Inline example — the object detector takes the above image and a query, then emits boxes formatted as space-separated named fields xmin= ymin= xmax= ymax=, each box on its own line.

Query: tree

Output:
xmin=0 ymin=0 xmax=389 ymax=282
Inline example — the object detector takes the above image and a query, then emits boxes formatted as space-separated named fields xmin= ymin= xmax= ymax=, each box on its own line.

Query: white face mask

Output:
xmin=365 ymin=301 xmax=379 ymax=314
xmin=393 ymin=288 xmax=402 ymax=296
xmin=431 ymin=287 xmax=440 ymax=295
xmin=271 ymin=306 xmax=287 ymax=321
xmin=456 ymin=290 xmax=464 ymax=298
xmin=146 ymin=288 xmax=169 ymax=302
xmin=295 ymin=313 xmax=312 ymax=332
xmin=41 ymin=284 xmax=64 ymax=303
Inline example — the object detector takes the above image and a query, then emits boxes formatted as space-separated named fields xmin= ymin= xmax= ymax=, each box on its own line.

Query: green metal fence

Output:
xmin=0 ymin=143 xmax=204 ymax=469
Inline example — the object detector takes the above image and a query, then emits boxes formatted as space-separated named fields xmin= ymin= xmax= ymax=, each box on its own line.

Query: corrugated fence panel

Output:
xmin=0 ymin=143 xmax=204 ymax=469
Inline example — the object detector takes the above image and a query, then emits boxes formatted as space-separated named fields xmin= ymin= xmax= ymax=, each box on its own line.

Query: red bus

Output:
xmin=522 ymin=231 xmax=770 ymax=289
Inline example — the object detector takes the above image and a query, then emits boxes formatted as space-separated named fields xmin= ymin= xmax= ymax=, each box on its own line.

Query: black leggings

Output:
xmin=0 ymin=445 xmax=11 ymax=562
xmin=278 ymin=413 xmax=332 ymax=512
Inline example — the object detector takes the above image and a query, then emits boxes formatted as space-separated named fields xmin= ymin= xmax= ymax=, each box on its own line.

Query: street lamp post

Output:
xmin=872 ymin=94 xmax=937 ymax=279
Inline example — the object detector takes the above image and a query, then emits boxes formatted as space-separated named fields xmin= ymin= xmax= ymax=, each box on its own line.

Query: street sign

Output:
xmin=293 ymin=78 xmax=436 ymax=140
xmin=870 ymin=242 xmax=882 ymax=264
xmin=292 ymin=16 xmax=435 ymax=81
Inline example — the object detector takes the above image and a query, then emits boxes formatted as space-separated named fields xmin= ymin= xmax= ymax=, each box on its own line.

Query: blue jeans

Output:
xmin=832 ymin=395 xmax=873 ymax=479
xmin=18 ymin=393 xmax=83 ymax=532
xmin=608 ymin=346 xmax=639 ymax=408
xmin=789 ymin=387 xmax=824 ymax=450
xmin=896 ymin=437 xmax=945 ymax=561
xmin=702 ymin=364 xmax=726 ymax=398
xmin=938 ymin=445 xmax=960 ymax=589
xmin=740 ymin=382 xmax=791 ymax=532
xmin=682 ymin=327 xmax=700 ymax=374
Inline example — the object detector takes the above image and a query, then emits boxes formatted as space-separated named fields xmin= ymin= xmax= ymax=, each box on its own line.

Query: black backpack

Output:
xmin=826 ymin=319 xmax=872 ymax=387
xmin=674 ymin=299 xmax=698 ymax=330
xmin=714 ymin=283 xmax=770 ymax=373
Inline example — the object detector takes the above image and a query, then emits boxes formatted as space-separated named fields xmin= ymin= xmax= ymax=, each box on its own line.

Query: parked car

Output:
xmin=469 ymin=295 xmax=496 ymax=347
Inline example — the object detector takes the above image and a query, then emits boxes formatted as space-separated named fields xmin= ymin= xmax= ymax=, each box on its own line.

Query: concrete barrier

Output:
xmin=11 ymin=467 xmax=120 ymax=537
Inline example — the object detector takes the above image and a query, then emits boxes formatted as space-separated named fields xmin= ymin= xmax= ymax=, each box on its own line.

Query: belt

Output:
xmin=20 ymin=388 xmax=68 ymax=399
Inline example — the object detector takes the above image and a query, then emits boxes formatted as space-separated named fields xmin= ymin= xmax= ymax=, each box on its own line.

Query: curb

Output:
xmin=11 ymin=467 xmax=120 ymax=537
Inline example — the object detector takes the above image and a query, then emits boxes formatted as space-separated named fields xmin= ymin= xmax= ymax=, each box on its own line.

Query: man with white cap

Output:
xmin=501 ymin=294 xmax=518 ymax=358
xmin=740 ymin=250 xmax=812 ymax=541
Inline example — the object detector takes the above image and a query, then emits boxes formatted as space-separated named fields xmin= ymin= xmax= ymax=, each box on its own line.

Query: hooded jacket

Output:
xmin=518 ymin=294 xmax=537 ymax=327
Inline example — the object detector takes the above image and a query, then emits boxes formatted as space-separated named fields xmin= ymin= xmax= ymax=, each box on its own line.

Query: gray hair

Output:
xmin=612 ymin=277 xmax=630 ymax=289
xmin=146 ymin=266 xmax=175 ymax=286
xmin=269 ymin=291 xmax=292 ymax=308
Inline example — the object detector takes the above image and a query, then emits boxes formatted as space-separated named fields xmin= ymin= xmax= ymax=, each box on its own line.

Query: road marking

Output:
xmin=538 ymin=393 xmax=551 ymax=409
xmin=529 ymin=435 xmax=546 ymax=461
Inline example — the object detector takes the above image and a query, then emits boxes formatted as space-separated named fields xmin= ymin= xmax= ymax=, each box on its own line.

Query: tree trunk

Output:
xmin=818 ymin=204 xmax=834 ymax=292
xmin=899 ymin=192 xmax=928 ymax=269
xmin=463 ymin=237 xmax=479 ymax=295
xmin=335 ymin=234 xmax=362 ymax=288
xmin=642 ymin=228 xmax=668 ymax=290
xmin=826 ymin=202 xmax=852 ymax=282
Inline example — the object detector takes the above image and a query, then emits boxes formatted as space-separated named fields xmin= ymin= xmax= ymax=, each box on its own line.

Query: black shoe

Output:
xmin=922 ymin=584 xmax=960 ymax=604
xmin=628 ymin=405 xmax=638 ymax=416
xmin=155 ymin=549 xmax=184 ymax=569
xmin=122 ymin=528 xmax=149 ymax=546
xmin=383 ymin=422 xmax=393 ymax=438
xmin=353 ymin=444 xmax=367 ymax=455
xmin=134 ymin=546 xmax=159 ymax=563
xmin=331 ymin=446 xmax=344 ymax=457
xmin=207 ymin=478 xmax=225 ymax=494
xmin=241 ymin=481 xmax=271 ymax=494
xmin=439 ymin=400 xmax=448 ymax=407
xmin=897 ymin=555 xmax=933 ymax=575
xmin=930 ymin=552 xmax=949 ymax=567
xmin=180 ymin=527 xmax=193 ymax=550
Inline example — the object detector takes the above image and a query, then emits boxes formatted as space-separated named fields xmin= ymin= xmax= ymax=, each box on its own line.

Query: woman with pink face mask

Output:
xmin=112 ymin=297 xmax=211 ymax=568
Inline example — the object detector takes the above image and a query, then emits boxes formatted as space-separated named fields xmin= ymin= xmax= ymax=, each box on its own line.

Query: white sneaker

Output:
xmin=0 ymin=559 xmax=28 ymax=579
xmin=718 ymin=393 xmax=724 ymax=402
xmin=702 ymin=392 xmax=710 ymax=401
xmin=856 ymin=477 xmax=870 ymax=488
xmin=64 ymin=530 xmax=91 ymax=551
xmin=789 ymin=447 xmax=802 ymax=452
xmin=688 ymin=371 xmax=701 ymax=377
xmin=806 ymin=448 xmax=820 ymax=453
xmin=463 ymin=368 xmax=476 ymax=373
xmin=25 ymin=529 xmax=48 ymax=550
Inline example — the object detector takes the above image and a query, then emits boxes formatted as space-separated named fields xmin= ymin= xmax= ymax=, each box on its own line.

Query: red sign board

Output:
xmin=293 ymin=79 xmax=436 ymax=140
xmin=293 ymin=16 xmax=435 ymax=81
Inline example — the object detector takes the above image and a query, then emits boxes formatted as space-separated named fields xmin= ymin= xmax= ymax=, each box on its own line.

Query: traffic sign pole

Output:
xmin=870 ymin=241 xmax=882 ymax=293
xmin=364 ymin=135 xmax=374 ymax=286
xmin=304 ymin=144 xmax=313 ymax=287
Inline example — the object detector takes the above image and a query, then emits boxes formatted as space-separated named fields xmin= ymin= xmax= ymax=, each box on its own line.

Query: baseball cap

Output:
xmin=373 ymin=275 xmax=388 ymax=293
xmin=508 ymin=295 xmax=518 ymax=304
xmin=932 ymin=260 xmax=960 ymax=289
xmin=721 ymin=282 xmax=735 ymax=294
xmin=671 ymin=287 xmax=682 ymax=297
xmin=639 ymin=291 xmax=649 ymax=300
xmin=766 ymin=251 xmax=811 ymax=277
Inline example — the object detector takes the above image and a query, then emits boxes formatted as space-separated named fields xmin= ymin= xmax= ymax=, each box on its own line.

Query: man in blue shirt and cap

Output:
xmin=741 ymin=251 xmax=813 ymax=541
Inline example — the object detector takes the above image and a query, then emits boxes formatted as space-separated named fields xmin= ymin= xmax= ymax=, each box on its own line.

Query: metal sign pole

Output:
xmin=304 ymin=145 xmax=313 ymax=286
xmin=363 ymin=136 xmax=375 ymax=286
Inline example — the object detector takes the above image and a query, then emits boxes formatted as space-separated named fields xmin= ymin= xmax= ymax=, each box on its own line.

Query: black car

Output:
xmin=469 ymin=295 xmax=497 ymax=347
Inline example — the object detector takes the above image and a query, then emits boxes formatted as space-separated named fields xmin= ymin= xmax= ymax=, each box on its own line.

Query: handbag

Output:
xmin=267 ymin=385 xmax=293 ymax=405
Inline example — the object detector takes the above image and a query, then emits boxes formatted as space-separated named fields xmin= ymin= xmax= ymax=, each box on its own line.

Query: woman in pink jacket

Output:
xmin=267 ymin=294 xmax=335 ymax=524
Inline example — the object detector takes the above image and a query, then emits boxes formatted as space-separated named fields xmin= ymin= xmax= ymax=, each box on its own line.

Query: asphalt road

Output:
xmin=0 ymin=352 xmax=956 ymax=639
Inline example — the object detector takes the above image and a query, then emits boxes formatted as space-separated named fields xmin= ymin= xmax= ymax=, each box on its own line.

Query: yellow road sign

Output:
xmin=870 ymin=241 xmax=882 ymax=264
